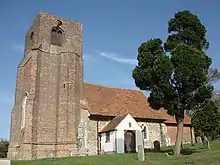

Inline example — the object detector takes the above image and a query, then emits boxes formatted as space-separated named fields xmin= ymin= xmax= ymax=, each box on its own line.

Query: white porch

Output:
xmin=99 ymin=114 xmax=143 ymax=154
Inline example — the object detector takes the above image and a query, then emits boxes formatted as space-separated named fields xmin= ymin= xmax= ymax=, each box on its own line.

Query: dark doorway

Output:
xmin=124 ymin=130 xmax=136 ymax=153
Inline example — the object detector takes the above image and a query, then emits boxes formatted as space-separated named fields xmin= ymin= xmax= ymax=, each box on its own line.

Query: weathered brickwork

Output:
xmin=166 ymin=125 xmax=193 ymax=145
xmin=83 ymin=118 xmax=110 ymax=155
xmin=8 ymin=12 xmax=83 ymax=160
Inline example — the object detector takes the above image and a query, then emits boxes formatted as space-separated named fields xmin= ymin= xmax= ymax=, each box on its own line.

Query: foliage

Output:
xmin=0 ymin=139 xmax=9 ymax=158
xmin=12 ymin=140 xmax=220 ymax=165
xmin=132 ymin=10 xmax=214 ymax=155
xmin=164 ymin=10 xmax=209 ymax=52
xmin=191 ymin=100 xmax=220 ymax=139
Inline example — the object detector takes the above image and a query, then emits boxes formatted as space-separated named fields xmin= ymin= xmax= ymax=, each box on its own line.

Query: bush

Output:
xmin=0 ymin=139 xmax=9 ymax=158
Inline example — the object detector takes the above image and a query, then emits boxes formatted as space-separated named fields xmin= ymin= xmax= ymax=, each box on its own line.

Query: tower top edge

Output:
xmin=35 ymin=12 xmax=82 ymax=26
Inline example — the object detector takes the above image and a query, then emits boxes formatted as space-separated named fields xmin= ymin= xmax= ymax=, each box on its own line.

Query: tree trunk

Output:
xmin=174 ymin=119 xmax=184 ymax=155
xmin=181 ymin=127 xmax=184 ymax=149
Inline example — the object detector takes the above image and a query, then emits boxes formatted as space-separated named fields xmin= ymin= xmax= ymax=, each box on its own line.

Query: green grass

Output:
xmin=12 ymin=140 xmax=220 ymax=165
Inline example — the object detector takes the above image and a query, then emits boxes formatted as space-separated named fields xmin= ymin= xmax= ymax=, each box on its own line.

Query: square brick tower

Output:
xmin=7 ymin=12 xmax=83 ymax=160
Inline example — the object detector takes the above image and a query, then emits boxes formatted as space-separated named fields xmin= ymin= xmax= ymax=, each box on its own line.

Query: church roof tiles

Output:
xmin=83 ymin=83 xmax=191 ymax=125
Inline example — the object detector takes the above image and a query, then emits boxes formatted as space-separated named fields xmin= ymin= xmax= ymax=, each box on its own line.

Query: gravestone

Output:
xmin=137 ymin=145 xmax=145 ymax=161
xmin=203 ymin=136 xmax=210 ymax=149
xmin=0 ymin=160 xmax=11 ymax=165
xmin=153 ymin=141 xmax=160 ymax=152
xmin=196 ymin=136 xmax=202 ymax=143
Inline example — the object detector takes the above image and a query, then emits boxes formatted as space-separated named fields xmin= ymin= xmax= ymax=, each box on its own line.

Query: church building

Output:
xmin=7 ymin=12 xmax=195 ymax=160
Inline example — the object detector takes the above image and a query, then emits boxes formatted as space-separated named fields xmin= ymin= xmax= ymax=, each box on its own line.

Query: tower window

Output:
xmin=29 ymin=32 xmax=34 ymax=47
xmin=51 ymin=20 xmax=64 ymax=46
xmin=21 ymin=92 xmax=28 ymax=129
xmin=30 ymin=32 xmax=34 ymax=40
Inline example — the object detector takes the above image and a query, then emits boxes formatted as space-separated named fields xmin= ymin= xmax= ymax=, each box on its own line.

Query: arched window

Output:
xmin=21 ymin=92 xmax=28 ymax=129
xmin=51 ymin=27 xmax=63 ymax=46
xmin=30 ymin=32 xmax=34 ymax=40
xmin=142 ymin=125 xmax=148 ymax=140
xmin=29 ymin=32 xmax=34 ymax=47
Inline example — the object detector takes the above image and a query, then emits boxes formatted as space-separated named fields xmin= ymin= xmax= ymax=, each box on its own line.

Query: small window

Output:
xmin=21 ymin=93 xmax=28 ymax=129
xmin=29 ymin=32 xmax=34 ymax=48
xmin=106 ymin=132 xmax=110 ymax=142
xmin=30 ymin=32 xmax=34 ymax=40
xmin=129 ymin=122 xmax=132 ymax=127
xmin=143 ymin=126 xmax=147 ymax=139
xmin=51 ymin=28 xmax=63 ymax=46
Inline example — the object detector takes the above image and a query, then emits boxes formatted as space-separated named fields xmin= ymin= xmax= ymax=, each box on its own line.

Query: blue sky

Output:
xmin=0 ymin=0 xmax=220 ymax=139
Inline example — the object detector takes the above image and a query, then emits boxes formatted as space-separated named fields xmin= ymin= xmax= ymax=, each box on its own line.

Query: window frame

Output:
xmin=105 ymin=132 xmax=110 ymax=143
xmin=51 ymin=27 xmax=64 ymax=47
xmin=142 ymin=125 xmax=148 ymax=140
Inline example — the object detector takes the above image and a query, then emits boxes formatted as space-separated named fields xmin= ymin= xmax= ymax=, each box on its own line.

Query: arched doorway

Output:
xmin=124 ymin=130 xmax=136 ymax=153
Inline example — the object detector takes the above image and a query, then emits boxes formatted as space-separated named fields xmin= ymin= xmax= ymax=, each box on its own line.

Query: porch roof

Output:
xmin=99 ymin=114 xmax=127 ymax=133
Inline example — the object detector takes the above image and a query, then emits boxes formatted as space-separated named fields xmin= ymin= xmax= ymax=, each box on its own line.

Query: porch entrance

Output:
xmin=124 ymin=130 xmax=136 ymax=153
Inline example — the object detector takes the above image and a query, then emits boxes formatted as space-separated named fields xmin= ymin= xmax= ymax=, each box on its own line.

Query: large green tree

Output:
xmin=132 ymin=10 xmax=213 ymax=155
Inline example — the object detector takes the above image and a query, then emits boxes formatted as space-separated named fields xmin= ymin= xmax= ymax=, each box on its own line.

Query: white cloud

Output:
xmin=99 ymin=52 xmax=137 ymax=65
xmin=12 ymin=44 xmax=24 ymax=52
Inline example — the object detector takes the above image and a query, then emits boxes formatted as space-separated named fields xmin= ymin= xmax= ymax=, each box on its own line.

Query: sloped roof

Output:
xmin=83 ymin=83 xmax=191 ymax=125
xmin=99 ymin=114 xmax=127 ymax=133
xmin=163 ymin=113 xmax=191 ymax=125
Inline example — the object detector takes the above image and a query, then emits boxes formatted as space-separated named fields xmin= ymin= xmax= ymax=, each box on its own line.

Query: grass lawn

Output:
xmin=12 ymin=140 xmax=220 ymax=165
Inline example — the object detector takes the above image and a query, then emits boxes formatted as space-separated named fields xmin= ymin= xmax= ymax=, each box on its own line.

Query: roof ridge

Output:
xmin=84 ymin=81 xmax=142 ymax=93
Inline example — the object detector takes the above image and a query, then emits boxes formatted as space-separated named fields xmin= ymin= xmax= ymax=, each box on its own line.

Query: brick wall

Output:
xmin=166 ymin=124 xmax=193 ymax=145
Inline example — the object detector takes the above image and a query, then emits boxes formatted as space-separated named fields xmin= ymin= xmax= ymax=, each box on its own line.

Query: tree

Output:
xmin=191 ymin=100 xmax=220 ymax=139
xmin=0 ymin=139 xmax=9 ymax=158
xmin=132 ymin=10 xmax=213 ymax=155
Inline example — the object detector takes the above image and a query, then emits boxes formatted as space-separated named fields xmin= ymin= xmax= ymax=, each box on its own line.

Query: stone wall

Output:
xmin=85 ymin=119 xmax=109 ymax=155
xmin=138 ymin=121 xmax=170 ymax=148
xmin=85 ymin=118 xmax=170 ymax=155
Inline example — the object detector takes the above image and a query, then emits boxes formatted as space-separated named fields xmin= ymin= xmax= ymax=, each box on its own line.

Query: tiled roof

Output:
xmin=83 ymin=83 xmax=191 ymax=125
xmin=99 ymin=114 xmax=127 ymax=133
xmin=163 ymin=113 xmax=191 ymax=125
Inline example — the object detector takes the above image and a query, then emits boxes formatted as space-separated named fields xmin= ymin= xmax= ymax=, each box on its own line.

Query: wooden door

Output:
xmin=124 ymin=130 xmax=136 ymax=153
